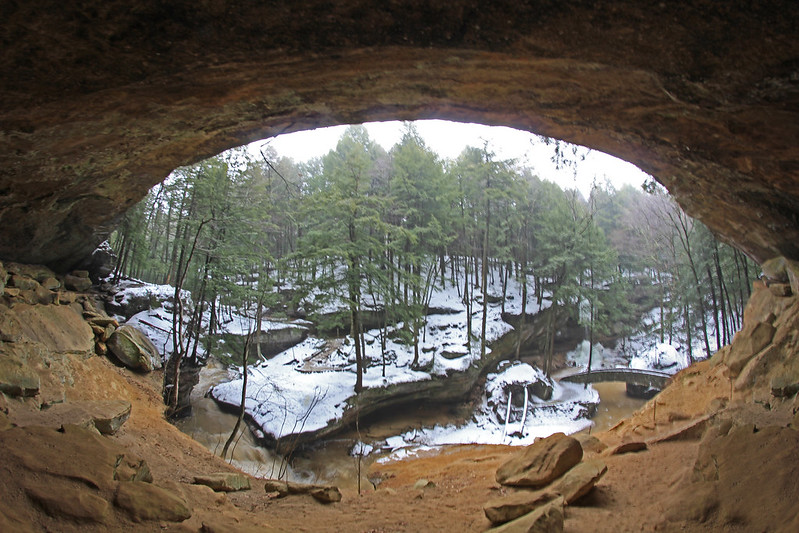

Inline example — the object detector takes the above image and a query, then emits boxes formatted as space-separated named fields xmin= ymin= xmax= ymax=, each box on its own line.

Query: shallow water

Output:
xmin=587 ymin=381 xmax=648 ymax=432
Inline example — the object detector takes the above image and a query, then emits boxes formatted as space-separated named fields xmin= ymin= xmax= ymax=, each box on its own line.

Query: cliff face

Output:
xmin=1 ymin=1 xmax=798 ymax=268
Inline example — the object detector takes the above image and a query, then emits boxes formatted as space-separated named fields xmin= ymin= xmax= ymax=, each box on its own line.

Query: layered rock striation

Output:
xmin=0 ymin=2 xmax=798 ymax=268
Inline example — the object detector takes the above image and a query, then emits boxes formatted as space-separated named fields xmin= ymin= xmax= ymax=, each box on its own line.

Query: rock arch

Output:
xmin=1 ymin=1 xmax=797 ymax=268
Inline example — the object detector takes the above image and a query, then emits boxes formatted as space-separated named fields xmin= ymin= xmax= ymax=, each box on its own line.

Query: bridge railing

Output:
xmin=559 ymin=368 xmax=672 ymax=389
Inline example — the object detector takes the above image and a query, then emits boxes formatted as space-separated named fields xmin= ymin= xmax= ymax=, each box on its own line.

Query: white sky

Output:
xmin=250 ymin=120 xmax=651 ymax=198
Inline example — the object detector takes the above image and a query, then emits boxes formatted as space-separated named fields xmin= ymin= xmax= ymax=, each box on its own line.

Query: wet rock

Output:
xmin=486 ymin=496 xmax=564 ymax=533
xmin=26 ymin=485 xmax=110 ymax=524
xmin=496 ymin=433 xmax=583 ymax=487
xmin=114 ymin=481 xmax=191 ymax=522
xmin=193 ymin=473 xmax=251 ymax=492
xmin=107 ymin=325 xmax=159 ymax=372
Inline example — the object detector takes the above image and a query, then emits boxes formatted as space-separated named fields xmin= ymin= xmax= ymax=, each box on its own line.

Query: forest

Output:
xmin=110 ymin=124 xmax=759 ymax=410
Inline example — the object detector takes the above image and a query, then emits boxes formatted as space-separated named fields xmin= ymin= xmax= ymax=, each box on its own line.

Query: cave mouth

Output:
xmin=248 ymin=119 xmax=651 ymax=199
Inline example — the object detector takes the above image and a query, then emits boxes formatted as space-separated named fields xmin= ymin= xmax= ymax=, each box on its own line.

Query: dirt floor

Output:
xmin=3 ymin=335 xmax=799 ymax=532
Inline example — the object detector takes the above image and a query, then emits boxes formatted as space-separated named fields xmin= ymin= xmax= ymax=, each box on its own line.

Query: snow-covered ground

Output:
xmin=109 ymin=263 xmax=722 ymax=464
xmin=209 ymin=266 xmax=599 ymax=455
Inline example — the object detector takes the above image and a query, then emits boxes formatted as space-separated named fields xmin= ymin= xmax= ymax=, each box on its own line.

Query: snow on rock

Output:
xmin=629 ymin=342 xmax=690 ymax=374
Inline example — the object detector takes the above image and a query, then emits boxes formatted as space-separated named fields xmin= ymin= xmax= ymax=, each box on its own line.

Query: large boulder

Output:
xmin=496 ymin=433 xmax=583 ymax=487
xmin=107 ymin=325 xmax=160 ymax=372
xmin=484 ymin=459 xmax=607 ymax=525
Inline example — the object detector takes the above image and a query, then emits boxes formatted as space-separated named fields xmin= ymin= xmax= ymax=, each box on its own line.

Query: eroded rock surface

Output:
xmin=0 ymin=3 xmax=798 ymax=269
xmin=496 ymin=432 xmax=583 ymax=487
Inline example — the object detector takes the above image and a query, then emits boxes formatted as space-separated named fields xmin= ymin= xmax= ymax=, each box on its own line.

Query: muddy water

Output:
xmin=588 ymin=381 xmax=648 ymax=432
xmin=177 ymin=363 xmax=647 ymax=489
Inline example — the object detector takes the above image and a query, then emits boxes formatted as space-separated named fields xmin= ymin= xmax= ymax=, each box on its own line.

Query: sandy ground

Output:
xmin=2 ymin=347 xmax=798 ymax=532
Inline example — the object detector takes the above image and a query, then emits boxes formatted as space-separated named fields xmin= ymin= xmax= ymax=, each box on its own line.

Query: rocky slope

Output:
xmin=1 ymin=261 xmax=799 ymax=531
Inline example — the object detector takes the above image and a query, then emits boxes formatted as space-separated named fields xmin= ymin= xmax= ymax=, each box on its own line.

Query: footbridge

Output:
xmin=559 ymin=368 xmax=672 ymax=390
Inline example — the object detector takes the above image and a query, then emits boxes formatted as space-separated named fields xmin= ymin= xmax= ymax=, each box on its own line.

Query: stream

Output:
xmin=176 ymin=359 xmax=647 ymax=490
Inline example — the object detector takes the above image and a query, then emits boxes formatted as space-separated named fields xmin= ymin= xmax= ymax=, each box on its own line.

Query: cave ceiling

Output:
xmin=0 ymin=1 xmax=797 ymax=269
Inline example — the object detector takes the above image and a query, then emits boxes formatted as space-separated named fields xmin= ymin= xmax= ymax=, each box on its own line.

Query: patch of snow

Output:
xmin=629 ymin=342 xmax=690 ymax=374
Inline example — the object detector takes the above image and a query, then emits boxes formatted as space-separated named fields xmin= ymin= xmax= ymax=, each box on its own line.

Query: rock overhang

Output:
xmin=1 ymin=1 xmax=798 ymax=269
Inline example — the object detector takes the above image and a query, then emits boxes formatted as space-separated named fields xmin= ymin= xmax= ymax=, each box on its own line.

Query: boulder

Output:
xmin=484 ymin=460 xmax=606 ymax=525
xmin=484 ymin=489 xmax=559 ymax=525
xmin=107 ymin=325 xmax=160 ymax=372
xmin=575 ymin=434 xmax=608 ymax=455
xmin=310 ymin=486 xmax=343 ymax=503
xmin=26 ymin=485 xmax=110 ymax=524
xmin=114 ymin=481 xmax=192 ymax=523
xmin=605 ymin=441 xmax=647 ymax=456
xmin=64 ymin=273 xmax=92 ymax=292
xmin=10 ymin=275 xmax=39 ymax=291
xmin=193 ymin=473 xmax=251 ymax=492
xmin=724 ymin=321 xmax=776 ymax=376
xmin=551 ymin=459 xmax=607 ymax=504
xmin=486 ymin=497 xmax=564 ymax=533
xmin=264 ymin=479 xmax=342 ymax=503
xmin=85 ymin=241 xmax=117 ymax=281
xmin=40 ymin=277 xmax=60 ymax=291
xmin=85 ymin=313 xmax=119 ymax=328
xmin=496 ymin=433 xmax=583 ymax=487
